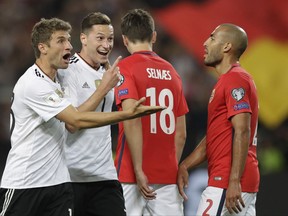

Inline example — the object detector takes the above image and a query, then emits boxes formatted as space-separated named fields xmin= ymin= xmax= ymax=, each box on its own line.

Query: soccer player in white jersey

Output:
xmin=58 ymin=12 xmax=126 ymax=216
xmin=0 ymin=17 xmax=164 ymax=216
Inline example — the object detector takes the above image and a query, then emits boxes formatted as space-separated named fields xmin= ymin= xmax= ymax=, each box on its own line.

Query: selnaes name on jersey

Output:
xmin=146 ymin=68 xmax=171 ymax=80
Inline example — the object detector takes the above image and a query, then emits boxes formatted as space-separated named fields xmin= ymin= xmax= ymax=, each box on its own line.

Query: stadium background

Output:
xmin=0 ymin=0 xmax=287 ymax=215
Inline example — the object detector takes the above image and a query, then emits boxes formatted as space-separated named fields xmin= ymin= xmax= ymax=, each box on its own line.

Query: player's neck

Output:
xmin=129 ymin=43 xmax=153 ymax=54
xmin=78 ymin=51 xmax=101 ymax=70
xmin=215 ymin=57 xmax=239 ymax=75
xmin=35 ymin=58 xmax=57 ymax=82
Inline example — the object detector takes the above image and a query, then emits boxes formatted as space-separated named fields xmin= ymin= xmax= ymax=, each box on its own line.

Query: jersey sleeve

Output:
xmin=175 ymin=76 xmax=189 ymax=117
xmin=224 ymin=73 xmax=252 ymax=119
xmin=24 ymin=79 xmax=71 ymax=122
xmin=115 ymin=61 xmax=139 ymax=106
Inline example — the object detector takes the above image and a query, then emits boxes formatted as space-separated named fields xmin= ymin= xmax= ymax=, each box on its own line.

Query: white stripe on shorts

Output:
xmin=0 ymin=189 xmax=15 ymax=216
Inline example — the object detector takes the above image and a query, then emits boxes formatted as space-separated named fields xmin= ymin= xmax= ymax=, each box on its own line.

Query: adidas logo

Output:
xmin=82 ymin=82 xmax=90 ymax=88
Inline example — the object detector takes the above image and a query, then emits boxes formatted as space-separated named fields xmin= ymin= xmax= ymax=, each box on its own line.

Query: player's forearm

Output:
xmin=58 ymin=106 xmax=132 ymax=129
xmin=229 ymin=130 xmax=250 ymax=182
xmin=65 ymin=87 xmax=110 ymax=133
xmin=179 ymin=136 xmax=207 ymax=171
xmin=77 ymin=88 xmax=108 ymax=112
xmin=229 ymin=113 xmax=251 ymax=182
xmin=123 ymin=118 xmax=144 ymax=174
xmin=175 ymin=115 xmax=187 ymax=162
xmin=175 ymin=136 xmax=186 ymax=163
xmin=74 ymin=110 xmax=131 ymax=129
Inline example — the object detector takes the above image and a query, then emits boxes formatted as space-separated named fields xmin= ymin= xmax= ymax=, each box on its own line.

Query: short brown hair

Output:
xmin=81 ymin=12 xmax=111 ymax=34
xmin=31 ymin=18 xmax=72 ymax=58
xmin=121 ymin=9 xmax=154 ymax=43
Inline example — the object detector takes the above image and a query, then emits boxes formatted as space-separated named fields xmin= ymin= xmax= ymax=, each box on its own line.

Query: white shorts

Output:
xmin=195 ymin=186 xmax=257 ymax=216
xmin=122 ymin=183 xmax=184 ymax=216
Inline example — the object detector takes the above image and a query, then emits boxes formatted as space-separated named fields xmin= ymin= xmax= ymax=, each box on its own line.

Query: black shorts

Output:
xmin=72 ymin=180 xmax=126 ymax=216
xmin=0 ymin=183 xmax=73 ymax=216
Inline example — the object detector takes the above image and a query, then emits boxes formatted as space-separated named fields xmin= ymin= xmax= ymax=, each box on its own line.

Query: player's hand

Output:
xmin=99 ymin=56 xmax=122 ymax=93
xmin=135 ymin=170 xmax=156 ymax=200
xmin=127 ymin=97 xmax=166 ymax=119
xmin=225 ymin=180 xmax=245 ymax=214
xmin=177 ymin=163 xmax=189 ymax=200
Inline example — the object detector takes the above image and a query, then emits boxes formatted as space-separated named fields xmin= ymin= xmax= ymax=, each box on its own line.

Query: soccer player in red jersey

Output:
xmin=114 ymin=9 xmax=189 ymax=215
xmin=177 ymin=23 xmax=260 ymax=215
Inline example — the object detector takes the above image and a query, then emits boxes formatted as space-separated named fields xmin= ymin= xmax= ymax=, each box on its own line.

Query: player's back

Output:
xmin=115 ymin=51 xmax=188 ymax=184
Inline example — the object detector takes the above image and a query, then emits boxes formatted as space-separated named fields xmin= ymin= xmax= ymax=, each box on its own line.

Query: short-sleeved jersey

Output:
xmin=1 ymin=64 xmax=71 ymax=189
xmin=114 ymin=51 xmax=189 ymax=184
xmin=206 ymin=64 xmax=259 ymax=192
xmin=58 ymin=53 xmax=117 ymax=182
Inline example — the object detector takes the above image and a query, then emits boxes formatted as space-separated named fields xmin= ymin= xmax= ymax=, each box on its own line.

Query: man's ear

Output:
xmin=223 ymin=42 xmax=232 ymax=53
xmin=38 ymin=43 xmax=48 ymax=55
xmin=80 ymin=33 xmax=87 ymax=46
xmin=152 ymin=31 xmax=157 ymax=44
xmin=122 ymin=35 xmax=128 ymax=47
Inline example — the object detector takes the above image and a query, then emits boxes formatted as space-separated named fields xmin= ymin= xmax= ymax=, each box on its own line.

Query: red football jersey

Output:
xmin=206 ymin=64 xmax=260 ymax=192
xmin=114 ymin=51 xmax=188 ymax=184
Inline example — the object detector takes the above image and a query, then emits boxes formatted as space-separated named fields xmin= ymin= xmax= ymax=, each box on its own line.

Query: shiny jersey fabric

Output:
xmin=115 ymin=51 xmax=188 ymax=184
xmin=206 ymin=64 xmax=260 ymax=192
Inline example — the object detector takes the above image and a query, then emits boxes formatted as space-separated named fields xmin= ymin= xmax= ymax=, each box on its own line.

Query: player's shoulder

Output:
xmin=22 ymin=64 xmax=49 ymax=82
xmin=117 ymin=55 xmax=136 ymax=71
xmin=14 ymin=65 xmax=50 ymax=94
xmin=225 ymin=65 xmax=249 ymax=78
xmin=119 ymin=54 xmax=136 ymax=64
xmin=223 ymin=67 xmax=255 ymax=89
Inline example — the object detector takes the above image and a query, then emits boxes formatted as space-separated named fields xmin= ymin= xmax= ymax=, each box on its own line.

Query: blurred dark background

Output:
xmin=0 ymin=0 xmax=287 ymax=215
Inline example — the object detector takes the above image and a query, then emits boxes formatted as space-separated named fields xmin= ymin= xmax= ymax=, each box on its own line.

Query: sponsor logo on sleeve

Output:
xmin=234 ymin=102 xmax=250 ymax=111
xmin=44 ymin=89 xmax=65 ymax=106
xmin=118 ymin=89 xmax=128 ymax=97
xmin=231 ymin=88 xmax=245 ymax=101
xmin=44 ymin=92 xmax=62 ymax=106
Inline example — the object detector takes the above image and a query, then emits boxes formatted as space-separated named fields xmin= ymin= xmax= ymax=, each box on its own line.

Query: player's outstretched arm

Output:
xmin=57 ymin=97 xmax=165 ymax=129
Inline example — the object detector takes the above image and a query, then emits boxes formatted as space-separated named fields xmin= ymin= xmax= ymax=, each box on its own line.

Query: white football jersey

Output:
xmin=1 ymin=64 xmax=71 ymax=189
xmin=58 ymin=53 xmax=117 ymax=182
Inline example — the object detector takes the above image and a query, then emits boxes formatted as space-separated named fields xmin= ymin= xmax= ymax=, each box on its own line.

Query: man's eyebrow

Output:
xmin=56 ymin=35 xmax=71 ymax=40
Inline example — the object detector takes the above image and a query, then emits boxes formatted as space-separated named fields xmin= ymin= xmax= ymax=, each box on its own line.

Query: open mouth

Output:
xmin=63 ymin=53 xmax=71 ymax=61
xmin=97 ymin=50 xmax=109 ymax=56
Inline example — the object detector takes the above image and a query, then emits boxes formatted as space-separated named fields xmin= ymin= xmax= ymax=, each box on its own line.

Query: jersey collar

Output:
xmin=133 ymin=51 xmax=158 ymax=56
